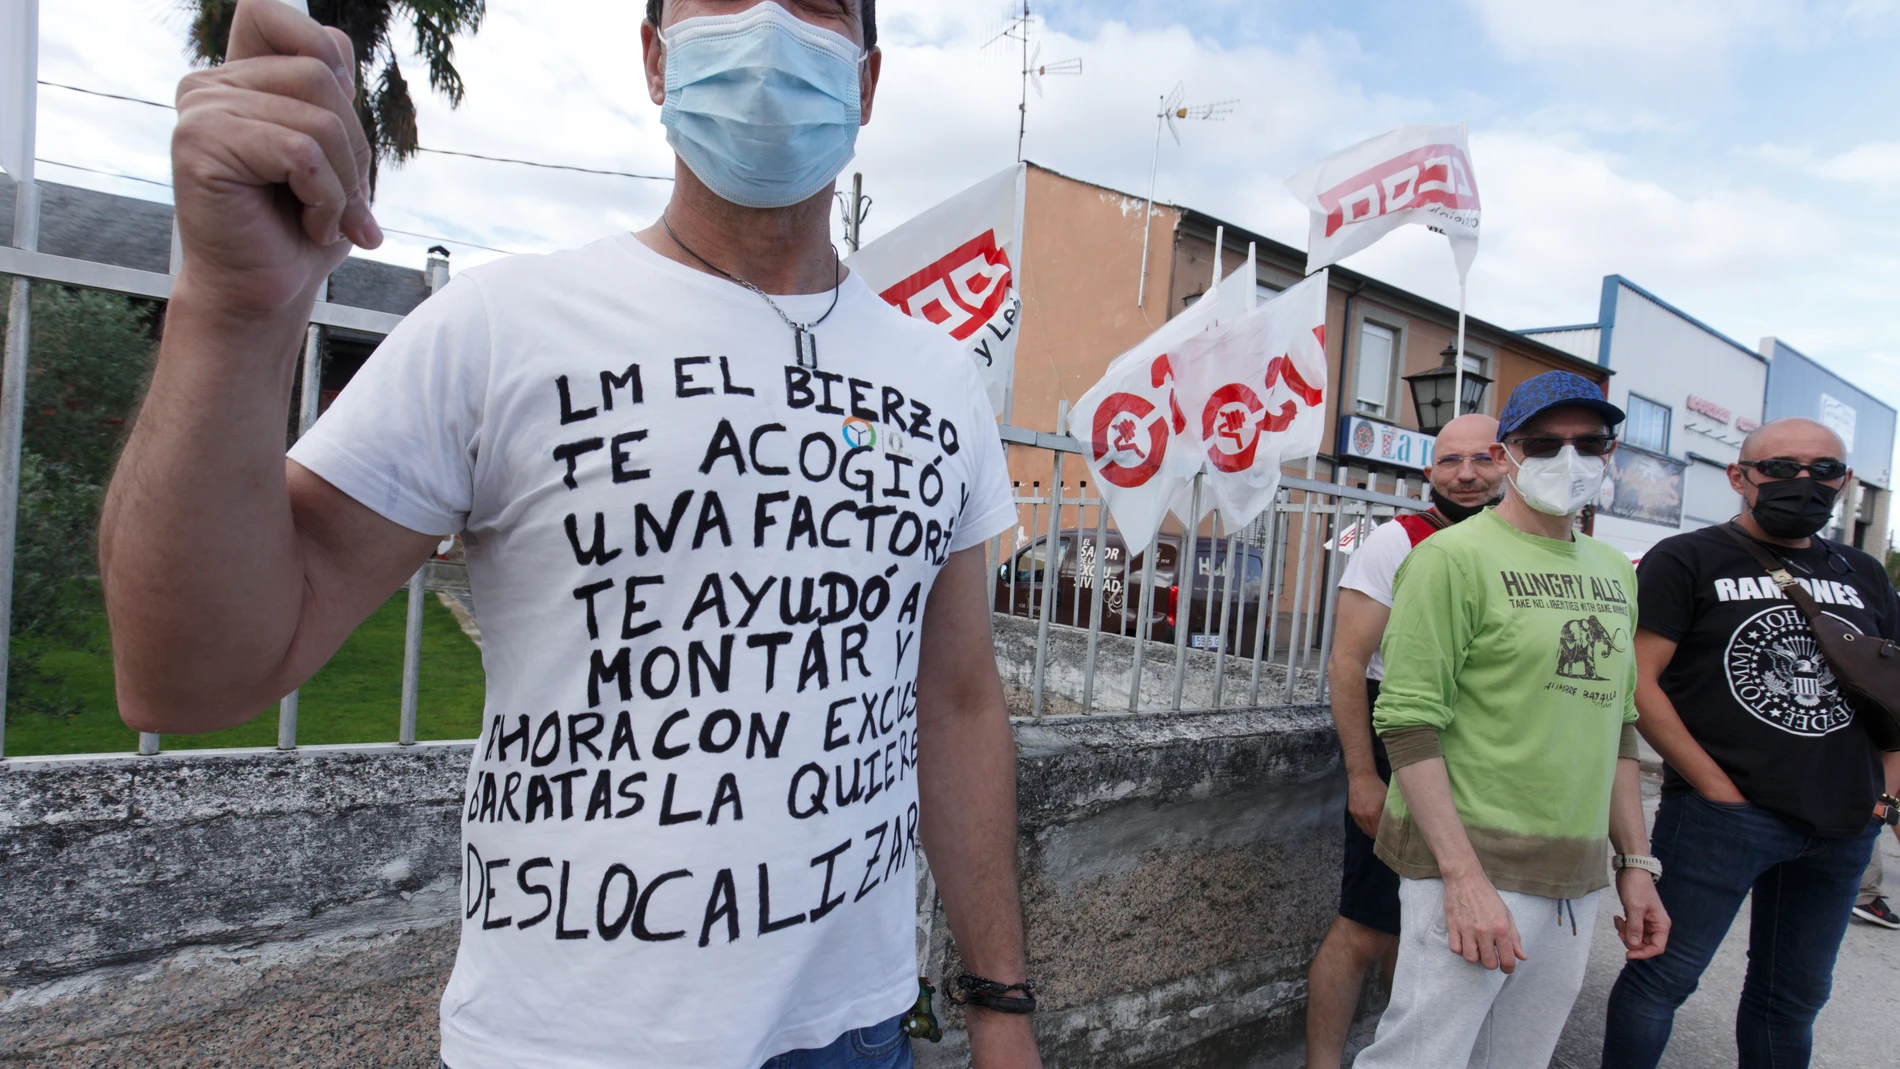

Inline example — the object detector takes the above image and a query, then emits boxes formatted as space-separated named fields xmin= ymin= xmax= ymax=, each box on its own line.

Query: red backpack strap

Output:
xmin=1394 ymin=510 xmax=1449 ymax=547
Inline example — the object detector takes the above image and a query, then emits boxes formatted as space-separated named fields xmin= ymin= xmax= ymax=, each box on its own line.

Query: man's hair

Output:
xmin=645 ymin=1 xmax=878 ymax=49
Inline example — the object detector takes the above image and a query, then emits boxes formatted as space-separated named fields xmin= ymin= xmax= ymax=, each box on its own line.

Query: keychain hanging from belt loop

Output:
xmin=660 ymin=214 xmax=840 ymax=370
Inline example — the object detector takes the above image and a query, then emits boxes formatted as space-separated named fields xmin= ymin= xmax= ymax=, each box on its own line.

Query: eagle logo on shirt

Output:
xmin=1725 ymin=605 xmax=1858 ymax=736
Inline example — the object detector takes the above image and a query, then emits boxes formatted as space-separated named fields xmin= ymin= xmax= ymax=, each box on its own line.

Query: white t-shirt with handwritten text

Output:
xmin=289 ymin=235 xmax=1015 ymax=1069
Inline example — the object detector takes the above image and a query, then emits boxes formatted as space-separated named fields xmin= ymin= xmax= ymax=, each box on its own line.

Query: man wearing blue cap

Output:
xmin=1351 ymin=371 xmax=1669 ymax=1068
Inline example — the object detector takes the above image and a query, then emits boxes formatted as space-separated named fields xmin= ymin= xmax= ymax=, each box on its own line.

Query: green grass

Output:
xmin=3 ymin=583 xmax=487 ymax=757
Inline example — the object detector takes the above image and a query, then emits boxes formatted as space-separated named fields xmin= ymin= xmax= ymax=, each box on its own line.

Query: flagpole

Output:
xmin=1453 ymin=277 xmax=1467 ymax=419
xmin=1136 ymin=96 xmax=1163 ymax=308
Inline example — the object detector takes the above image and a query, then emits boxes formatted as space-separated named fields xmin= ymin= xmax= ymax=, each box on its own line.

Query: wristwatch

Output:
xmin=1612 ymin=853 xmax=1663 ymax=879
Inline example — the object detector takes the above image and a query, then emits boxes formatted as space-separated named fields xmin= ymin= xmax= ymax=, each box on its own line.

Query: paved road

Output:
xmin=1551 ymin=779 xmax=1900 ymax=1069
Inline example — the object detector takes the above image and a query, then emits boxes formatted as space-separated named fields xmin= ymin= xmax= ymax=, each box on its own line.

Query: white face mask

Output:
xmin=1504 ymin=444 xmax=1607 ymax=517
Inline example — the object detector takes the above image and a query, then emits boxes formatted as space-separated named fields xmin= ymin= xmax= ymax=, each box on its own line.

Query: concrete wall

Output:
xmin=1 ymin=689 xmax=1347 ymax=1067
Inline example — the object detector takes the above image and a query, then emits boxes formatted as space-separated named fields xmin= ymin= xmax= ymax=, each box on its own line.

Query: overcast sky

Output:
xmin=25 ymin=0 xmax=1900 ymax=491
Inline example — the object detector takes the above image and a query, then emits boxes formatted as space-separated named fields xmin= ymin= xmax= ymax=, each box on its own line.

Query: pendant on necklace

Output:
xmin=794 ymin=326 xmax=819 ymax=369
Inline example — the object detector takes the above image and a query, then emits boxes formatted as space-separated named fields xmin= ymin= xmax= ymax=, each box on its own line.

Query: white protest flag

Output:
xmin=1163 ymin=238 xmax=1258 ymax=528
xmin=1 ymin=0 xmax=37 ymax=183
xmin=1285 ymin=123 xmax=1479 ymax=281
xmin=1168 ymin=270 xmax=1331 ymax=529
xmin=846 ymin=164 xmax=1026 ymax=414
xmin=1065 ymin=280 xmax=1226 ymax=554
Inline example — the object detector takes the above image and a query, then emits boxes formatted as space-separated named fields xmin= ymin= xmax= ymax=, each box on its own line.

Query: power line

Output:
xmin=32 ymin=158 xmax=528 ymax=256
xmin=38 ymin=80 xmax=172 ymax=109
xmin=37 ymin=158 xmax=169 ymax=186
xmin=413 ymin=146 xmax=670 ymax=181
xmin=37 ymin=79 xmax=673 ymax=181
xmin=378 ymin=227 xmax=521 ymax=255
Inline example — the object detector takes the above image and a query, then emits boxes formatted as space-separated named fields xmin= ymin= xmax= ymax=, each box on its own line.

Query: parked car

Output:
xmin=993 ymin=528 xmax=1268 ymax=653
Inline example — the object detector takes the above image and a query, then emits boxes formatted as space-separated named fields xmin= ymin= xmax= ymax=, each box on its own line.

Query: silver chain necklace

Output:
xmin=661 ymin=214 xmax=841 ymax=369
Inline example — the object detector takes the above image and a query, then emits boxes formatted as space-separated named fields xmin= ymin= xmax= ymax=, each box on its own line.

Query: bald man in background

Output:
xmin=1304 ymin=413 xmax=1501 ymax=1068
xmin=1602 ymin=418 xmax=1900 ymax=1069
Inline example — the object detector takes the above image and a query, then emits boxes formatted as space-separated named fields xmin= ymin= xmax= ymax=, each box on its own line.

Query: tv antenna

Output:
xmin=985 ymin=3 xmax=1082 ymax=162
xmin=1137 ymin=83 xmax=1236 ymax=307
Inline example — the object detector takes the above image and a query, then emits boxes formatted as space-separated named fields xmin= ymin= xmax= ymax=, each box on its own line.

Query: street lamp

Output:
xmin=1404 ymin=343 xmax=1492 ymax=435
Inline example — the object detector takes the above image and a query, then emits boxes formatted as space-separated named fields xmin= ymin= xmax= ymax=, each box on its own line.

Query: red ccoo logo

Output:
xmin=1318 ymin=145 xmax=1478 ymax=237
xmin=878 ymin=231 xmax=1014 ymax=341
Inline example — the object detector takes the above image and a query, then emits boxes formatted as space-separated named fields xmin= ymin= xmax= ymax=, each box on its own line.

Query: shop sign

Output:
xmin=1599 ymin=445 xmax=1685 ymax=528
xmin=1685 ymin=395 xmax=1732 ymax=423
xmin=1820 ymin=393 xmax=1858 ymax=451
xmin=1338 ymin=415 xmax=1435 ymax=471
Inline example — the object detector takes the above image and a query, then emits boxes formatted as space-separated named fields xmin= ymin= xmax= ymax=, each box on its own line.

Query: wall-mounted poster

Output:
xmin=1600 ymin=446 xmax=1685 ymax=528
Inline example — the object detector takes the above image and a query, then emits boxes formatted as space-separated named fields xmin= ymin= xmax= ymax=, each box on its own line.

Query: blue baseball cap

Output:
xmin=1496 ymin=371 xmax=1625 ymax=439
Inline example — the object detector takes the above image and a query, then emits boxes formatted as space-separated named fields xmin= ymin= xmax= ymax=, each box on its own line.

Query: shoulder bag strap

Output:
xmin=1716 ymin=523 xmax=1829 ymax=625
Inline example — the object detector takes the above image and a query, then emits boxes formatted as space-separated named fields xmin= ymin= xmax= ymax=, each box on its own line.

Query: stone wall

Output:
xmin=1 ymin=707 xmax=1344 ymax=1067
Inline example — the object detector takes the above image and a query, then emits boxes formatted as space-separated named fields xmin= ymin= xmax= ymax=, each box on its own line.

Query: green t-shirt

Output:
xmin=1371 ymin=508 xmax=1638 ymax=898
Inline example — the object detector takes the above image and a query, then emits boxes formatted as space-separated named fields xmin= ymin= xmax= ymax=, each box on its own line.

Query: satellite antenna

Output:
xmin=1137 ymin=83 xmax=1236 ymax=307
xmin=984 ymin=3 xmax=1082 ymax=162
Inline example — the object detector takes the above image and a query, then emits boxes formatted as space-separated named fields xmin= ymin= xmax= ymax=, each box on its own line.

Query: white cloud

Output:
xmin=1462 ymin=0 xmax=1804 ymax=68
xmin=1756 ymin=141 xmax=1900 ymax=188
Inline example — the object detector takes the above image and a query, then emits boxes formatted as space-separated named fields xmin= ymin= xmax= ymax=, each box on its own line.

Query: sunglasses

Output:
xmin=1433 ymin=453 xmax=1499 ymax=469
xmin=1504 ymin=434 xmax=1617 ymax=459
xmin=1740 ymin=458 xmax=1848 ymax=481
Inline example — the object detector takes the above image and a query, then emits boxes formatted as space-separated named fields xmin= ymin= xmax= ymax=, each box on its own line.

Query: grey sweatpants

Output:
xmin=1352 ymin=877 xmax=1602 ymax=1069
xmin=1861 ymin=846 xmax=1884 ymax=908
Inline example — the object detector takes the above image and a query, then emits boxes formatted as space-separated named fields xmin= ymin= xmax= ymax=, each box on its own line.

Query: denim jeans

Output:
xmin=441 ymin=1012 xmax=912 ymax=1069
xmin=1602 ymin=792 xmax=1879 ymax=1069
xmin=760 ymin=1012 xmax=914 ymax=1069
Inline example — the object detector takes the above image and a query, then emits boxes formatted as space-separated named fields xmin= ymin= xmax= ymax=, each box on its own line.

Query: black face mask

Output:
xmin=1431 ymin=487 xmax=1495 ymax=524
xmin=1749 ymin=476 xmax=1841 ymax=540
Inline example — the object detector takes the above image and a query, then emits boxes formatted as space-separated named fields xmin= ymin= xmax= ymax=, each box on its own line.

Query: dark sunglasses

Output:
xmin=1740 ymin=458 xmax=1848 ymax=481
xmin=1504 ymin=434 xmax=1617 ymax=459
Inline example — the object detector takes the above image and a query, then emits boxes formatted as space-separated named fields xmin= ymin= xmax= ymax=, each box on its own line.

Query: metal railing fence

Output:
xmin=0 ymin=168 xmax=412 ymax=759
xmin=990 ymin=425 xmax=1431 ymax=718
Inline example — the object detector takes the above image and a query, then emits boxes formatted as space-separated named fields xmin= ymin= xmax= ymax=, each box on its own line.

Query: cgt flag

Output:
xmin=1066 ymin=280 xmax=1226 ymax=553
xmin=1169 ymin=270 xmax=1331 ymax=529
xmin=847 ymin=164 xmax=1026 ymax=414
xmin=1285 ymin=123 xmax=1479 ymax=281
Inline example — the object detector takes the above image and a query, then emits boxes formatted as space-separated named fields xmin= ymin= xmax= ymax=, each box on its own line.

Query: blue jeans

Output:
xmin=441 ymin=1012 xmax=912 ymax=1069
xmin=1602 ymin=792 xmax=1879 ymax=1069
xmin=761 ymin=1012 xmax=914 ymax=1069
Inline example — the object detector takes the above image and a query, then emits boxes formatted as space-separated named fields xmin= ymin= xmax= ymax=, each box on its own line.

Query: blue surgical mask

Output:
xmin=660 ymin=3 xmax=865 ymax=209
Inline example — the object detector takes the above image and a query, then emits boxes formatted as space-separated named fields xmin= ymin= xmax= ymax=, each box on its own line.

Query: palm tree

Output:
xmin=181 ymin=1 xmax=487 ymax=193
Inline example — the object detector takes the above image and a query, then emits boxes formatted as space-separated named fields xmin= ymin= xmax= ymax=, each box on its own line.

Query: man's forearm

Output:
xmin=1608 ymin=758 xmax=1647 ymax=855
xmin=102 ymin=285 xmax=314 ymax=726
xmin=1328 ymin=656 xmax=1377 ymax=777
xmin=1634 ymin=683 xmax=1737 ymax=799
xmin=917 ymin=697 xmax=1028 ymax=984
xmin=1390 ymin=756 xmax=1484 ymax=879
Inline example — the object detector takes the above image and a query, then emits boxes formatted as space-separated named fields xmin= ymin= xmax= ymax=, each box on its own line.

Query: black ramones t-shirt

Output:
xmin=1639 ymin=523 xmax=1898 ymax=837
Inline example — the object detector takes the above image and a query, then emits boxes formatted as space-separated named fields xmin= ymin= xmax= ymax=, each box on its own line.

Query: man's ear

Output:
xmin=859 ymin=47 xmax=882 ymax=125
xmin=642 ymin=20 xmax=666 ymax=107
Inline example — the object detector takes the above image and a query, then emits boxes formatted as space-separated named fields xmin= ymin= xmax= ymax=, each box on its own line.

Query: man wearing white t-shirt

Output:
xmin=99 ymin=2 xmax=1041 ymax=1067
xmin=1303 ymin=413 xmax=1500 ymax=1067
